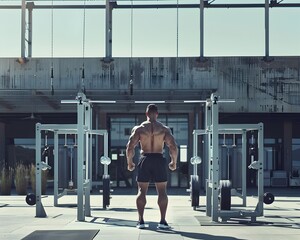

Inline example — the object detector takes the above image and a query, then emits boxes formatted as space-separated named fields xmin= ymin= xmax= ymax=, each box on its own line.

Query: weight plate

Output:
xmin=263 ymin=192 xmax=275 ymax=204
xmin=25 ymin=193 xmax=36 ymax=206
xmin=220 ymin=180 xmax=231 ymax=210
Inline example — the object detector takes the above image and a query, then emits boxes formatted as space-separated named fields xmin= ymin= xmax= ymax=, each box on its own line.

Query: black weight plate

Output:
xmin=103 ymin=175 xmax=110 ymax=208
xmin=263 ymin=192 xmax=275 ymax=204
xmin=220 ymin=180 xmax=231 ymax=210
xmin=25 ymin=193 xmax=36 ymax=206
xmin=191 ymin=176 xmax=200 ymax=207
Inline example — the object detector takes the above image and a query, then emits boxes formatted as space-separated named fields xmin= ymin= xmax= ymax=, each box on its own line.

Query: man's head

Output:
xmin=146 ymin=104 xmax=158 ymax=120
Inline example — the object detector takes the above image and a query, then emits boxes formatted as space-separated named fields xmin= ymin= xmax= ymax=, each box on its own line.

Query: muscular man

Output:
xmin=126 ymin=104 xmax=178 ymax=229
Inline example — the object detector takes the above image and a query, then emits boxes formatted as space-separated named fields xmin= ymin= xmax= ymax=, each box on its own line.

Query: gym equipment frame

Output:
xmin=35 ymin=92 xmax=109 ymax=221
xmin=192 ymin=94 xmax=265 ymax=222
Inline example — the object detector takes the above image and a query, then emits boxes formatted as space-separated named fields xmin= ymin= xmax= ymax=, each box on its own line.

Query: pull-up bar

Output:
xmin=61 ymin=96 xmax=235 ymax=105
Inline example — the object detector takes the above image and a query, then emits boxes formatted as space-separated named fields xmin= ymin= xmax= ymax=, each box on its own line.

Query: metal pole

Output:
xmin=193 ymin=131 xmax=198 ymax=176
xmin=54 ymin=131 xmax=59 ymax=206
xmin=206 ymin=100 xmax=212 ymax=180
xmin=265 ymin=0 xmax=270 ymax=58
xmin=85 ymin=104 xmax=90 ymax=181
xmin=105 ymin=0 xmax=113 ymax=60
xmin=95 ymin=113 xmax=99 ymax=181
xmin=85 ymin=102 xmax=91 ymax=217
xmin=104 ymin=132 xmax=109 ymax=176
xmin=77 ymin=93 xmax=85 ymax=221
xmin=200 ymin=0 xmax=204 ymax=59
xmin=27 ymin=2 xmax=34 ymax=57
xmin=242 ymin=130 xmax=247 ymax=207
xmin=21 ymin=0 xmax=26 ymax=58
xmin=205 ymin=99 xmax=212 ymax=217
xmin=257 ymin=123 xmax=264 ymax=216
xmin=211 ymin=93 xmax=219 ymax=222
xmin=35 ymin=123 xmax=46 ymax=217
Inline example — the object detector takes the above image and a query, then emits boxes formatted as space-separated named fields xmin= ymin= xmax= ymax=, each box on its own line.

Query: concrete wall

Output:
xmin=0 ymin=56 xmax=300 ymax=113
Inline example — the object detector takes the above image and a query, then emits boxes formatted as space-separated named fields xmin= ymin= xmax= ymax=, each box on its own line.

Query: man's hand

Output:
xmin=168 ymin=161 xmax=177 ymax=171
xmin=127 ymin=162 xmax=136 ymax=171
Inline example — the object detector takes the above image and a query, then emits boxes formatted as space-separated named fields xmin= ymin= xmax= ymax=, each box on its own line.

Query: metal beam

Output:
xmin=200 ymin=0 xmax=204 ymax=59
xmin=21 ymin=0 xmax=26 ymax=58
xmin=105 ymin=0 xmax=113 ymax=61
xmin=265 ymin=0 xmax=270 ymax=58
xmin=1 ymin=3 xmax=300 ymax=10
xmin=27 ymin=2 xmax=34 ymax=57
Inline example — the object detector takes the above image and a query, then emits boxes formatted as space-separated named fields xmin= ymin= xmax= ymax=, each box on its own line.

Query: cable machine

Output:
xmin=189 ymin=93 xmax=274 ymax=222
xmin=35 ymin=92 xmax=110 ymax=222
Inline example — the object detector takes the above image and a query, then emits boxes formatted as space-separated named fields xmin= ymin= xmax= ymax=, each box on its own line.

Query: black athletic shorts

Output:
xmin=136 ymin=153 xmax=168 ymax=183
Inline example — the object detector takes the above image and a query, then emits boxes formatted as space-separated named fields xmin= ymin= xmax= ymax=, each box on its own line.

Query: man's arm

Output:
xmin=164 ymin=127 xmax=178 ymax=171
xmin=126 ymin=126 xmax=140 ymax=171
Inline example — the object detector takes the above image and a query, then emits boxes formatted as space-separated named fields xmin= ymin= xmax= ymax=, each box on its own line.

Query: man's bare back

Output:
xmin=126 ymin=117 xmax=177 ymax=172
xmin=135 ymin=120 xmax=171 ymax=154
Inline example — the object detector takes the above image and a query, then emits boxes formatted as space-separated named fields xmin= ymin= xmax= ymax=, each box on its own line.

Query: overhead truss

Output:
xmin=0 ymin=0 xmax=299 ymax=59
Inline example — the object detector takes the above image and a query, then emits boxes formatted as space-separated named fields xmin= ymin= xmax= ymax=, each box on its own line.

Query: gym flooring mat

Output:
xmin=21 ymin=230 xmax=99 ymax=240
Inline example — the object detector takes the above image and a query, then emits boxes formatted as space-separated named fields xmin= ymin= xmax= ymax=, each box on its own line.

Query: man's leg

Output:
xmin=137 ymin=182 xmax=149 ymax=223
xmin=155 ymin=181 xmax=168 ymax=223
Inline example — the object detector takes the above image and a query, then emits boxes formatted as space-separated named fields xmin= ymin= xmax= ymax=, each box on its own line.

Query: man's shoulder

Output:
xmin=157 ymin=122 xmax=170 ymax=130
xmin=133 ymin=123 xmax=147 ymax=131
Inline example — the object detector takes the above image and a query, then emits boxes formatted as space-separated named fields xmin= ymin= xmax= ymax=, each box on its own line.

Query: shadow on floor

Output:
xmin=86 ymin=217 xmax=246 ymax=240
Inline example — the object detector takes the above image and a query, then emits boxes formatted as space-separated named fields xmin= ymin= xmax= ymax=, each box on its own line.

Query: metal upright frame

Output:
xmin=193 ymin=93 xmax=264 ymax=222
xmin=35 ymin=92 xmax=109 ymax=221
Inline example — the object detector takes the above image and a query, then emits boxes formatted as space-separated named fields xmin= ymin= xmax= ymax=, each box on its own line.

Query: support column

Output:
xmin=53 ymin=131 xmax=59 ymax=206
xmin=21 ymin=0 xmax=26 ymax=58
xmin=85 ymin=102 xmax=91 ymax=217
xmin=211 ymin=94 xmax=219 ymax=222
xmin=241 ymin=130 xmax=247 ymax=207
xmin=77 ymin=93 xmax=86 ymax=221
xmin=27 ymin=2 xmax=34 ymax=58
xmin=200 ymin=0 xmax=205 ymax=59
xmin=264 ymin=0 xmax=270 ymax=58
xmin=105 ymin=0 xmax=113 ymax=61
xmin=35 ymin=123 xmax=46 ymax=218
xmin=257 ymin=123 xmax=264 ymax=216
xmin=205 ymin=99 xmax=212 ymax=217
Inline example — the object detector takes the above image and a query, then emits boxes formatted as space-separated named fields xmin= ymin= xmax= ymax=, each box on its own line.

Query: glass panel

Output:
xmin=179 ymin=145 xmax=187 ymax=163
xmin=264 ymin=147 xmax=274 ymax=171
xmin=110 ymin=117 xmax=136 ymax=146
xmin=167 ymin=116 xmax=188 ymax=145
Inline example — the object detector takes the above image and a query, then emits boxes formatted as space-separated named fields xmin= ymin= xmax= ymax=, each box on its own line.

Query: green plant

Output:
xmin=14 ymin=164 xmax=28 ymax=195
xmin=0 ymin=168 xmax=13 ymax=195
xmin=30 ymin=164 xmax=48 ymax=194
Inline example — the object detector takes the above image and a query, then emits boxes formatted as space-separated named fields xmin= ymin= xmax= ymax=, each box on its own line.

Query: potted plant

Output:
xmin=0 ymin=167 xmax=13 ymax=195
xmin=14 ymin=164 xmax=28 ymax=195
xmin=30 ymin=164 xmax=48 ymax=194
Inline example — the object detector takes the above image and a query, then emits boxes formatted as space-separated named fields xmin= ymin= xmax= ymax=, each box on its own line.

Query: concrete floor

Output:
xmin=0 ymin=188 xmax=299 ymax=240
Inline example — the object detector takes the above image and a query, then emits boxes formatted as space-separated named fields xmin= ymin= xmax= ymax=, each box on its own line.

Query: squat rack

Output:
xmin=35 ymin=92 xmax=109 ymax=222
xmin=192 ymin=93 xmax=264 ymax=222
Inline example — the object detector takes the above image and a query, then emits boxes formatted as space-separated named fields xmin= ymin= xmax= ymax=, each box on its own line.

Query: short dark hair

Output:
xmin=146 ymin=104 xmax=158 ymax=114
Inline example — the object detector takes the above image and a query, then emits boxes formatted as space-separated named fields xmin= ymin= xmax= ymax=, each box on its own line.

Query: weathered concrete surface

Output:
xmin=0 ymin=57 xmax=299 ymax=113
